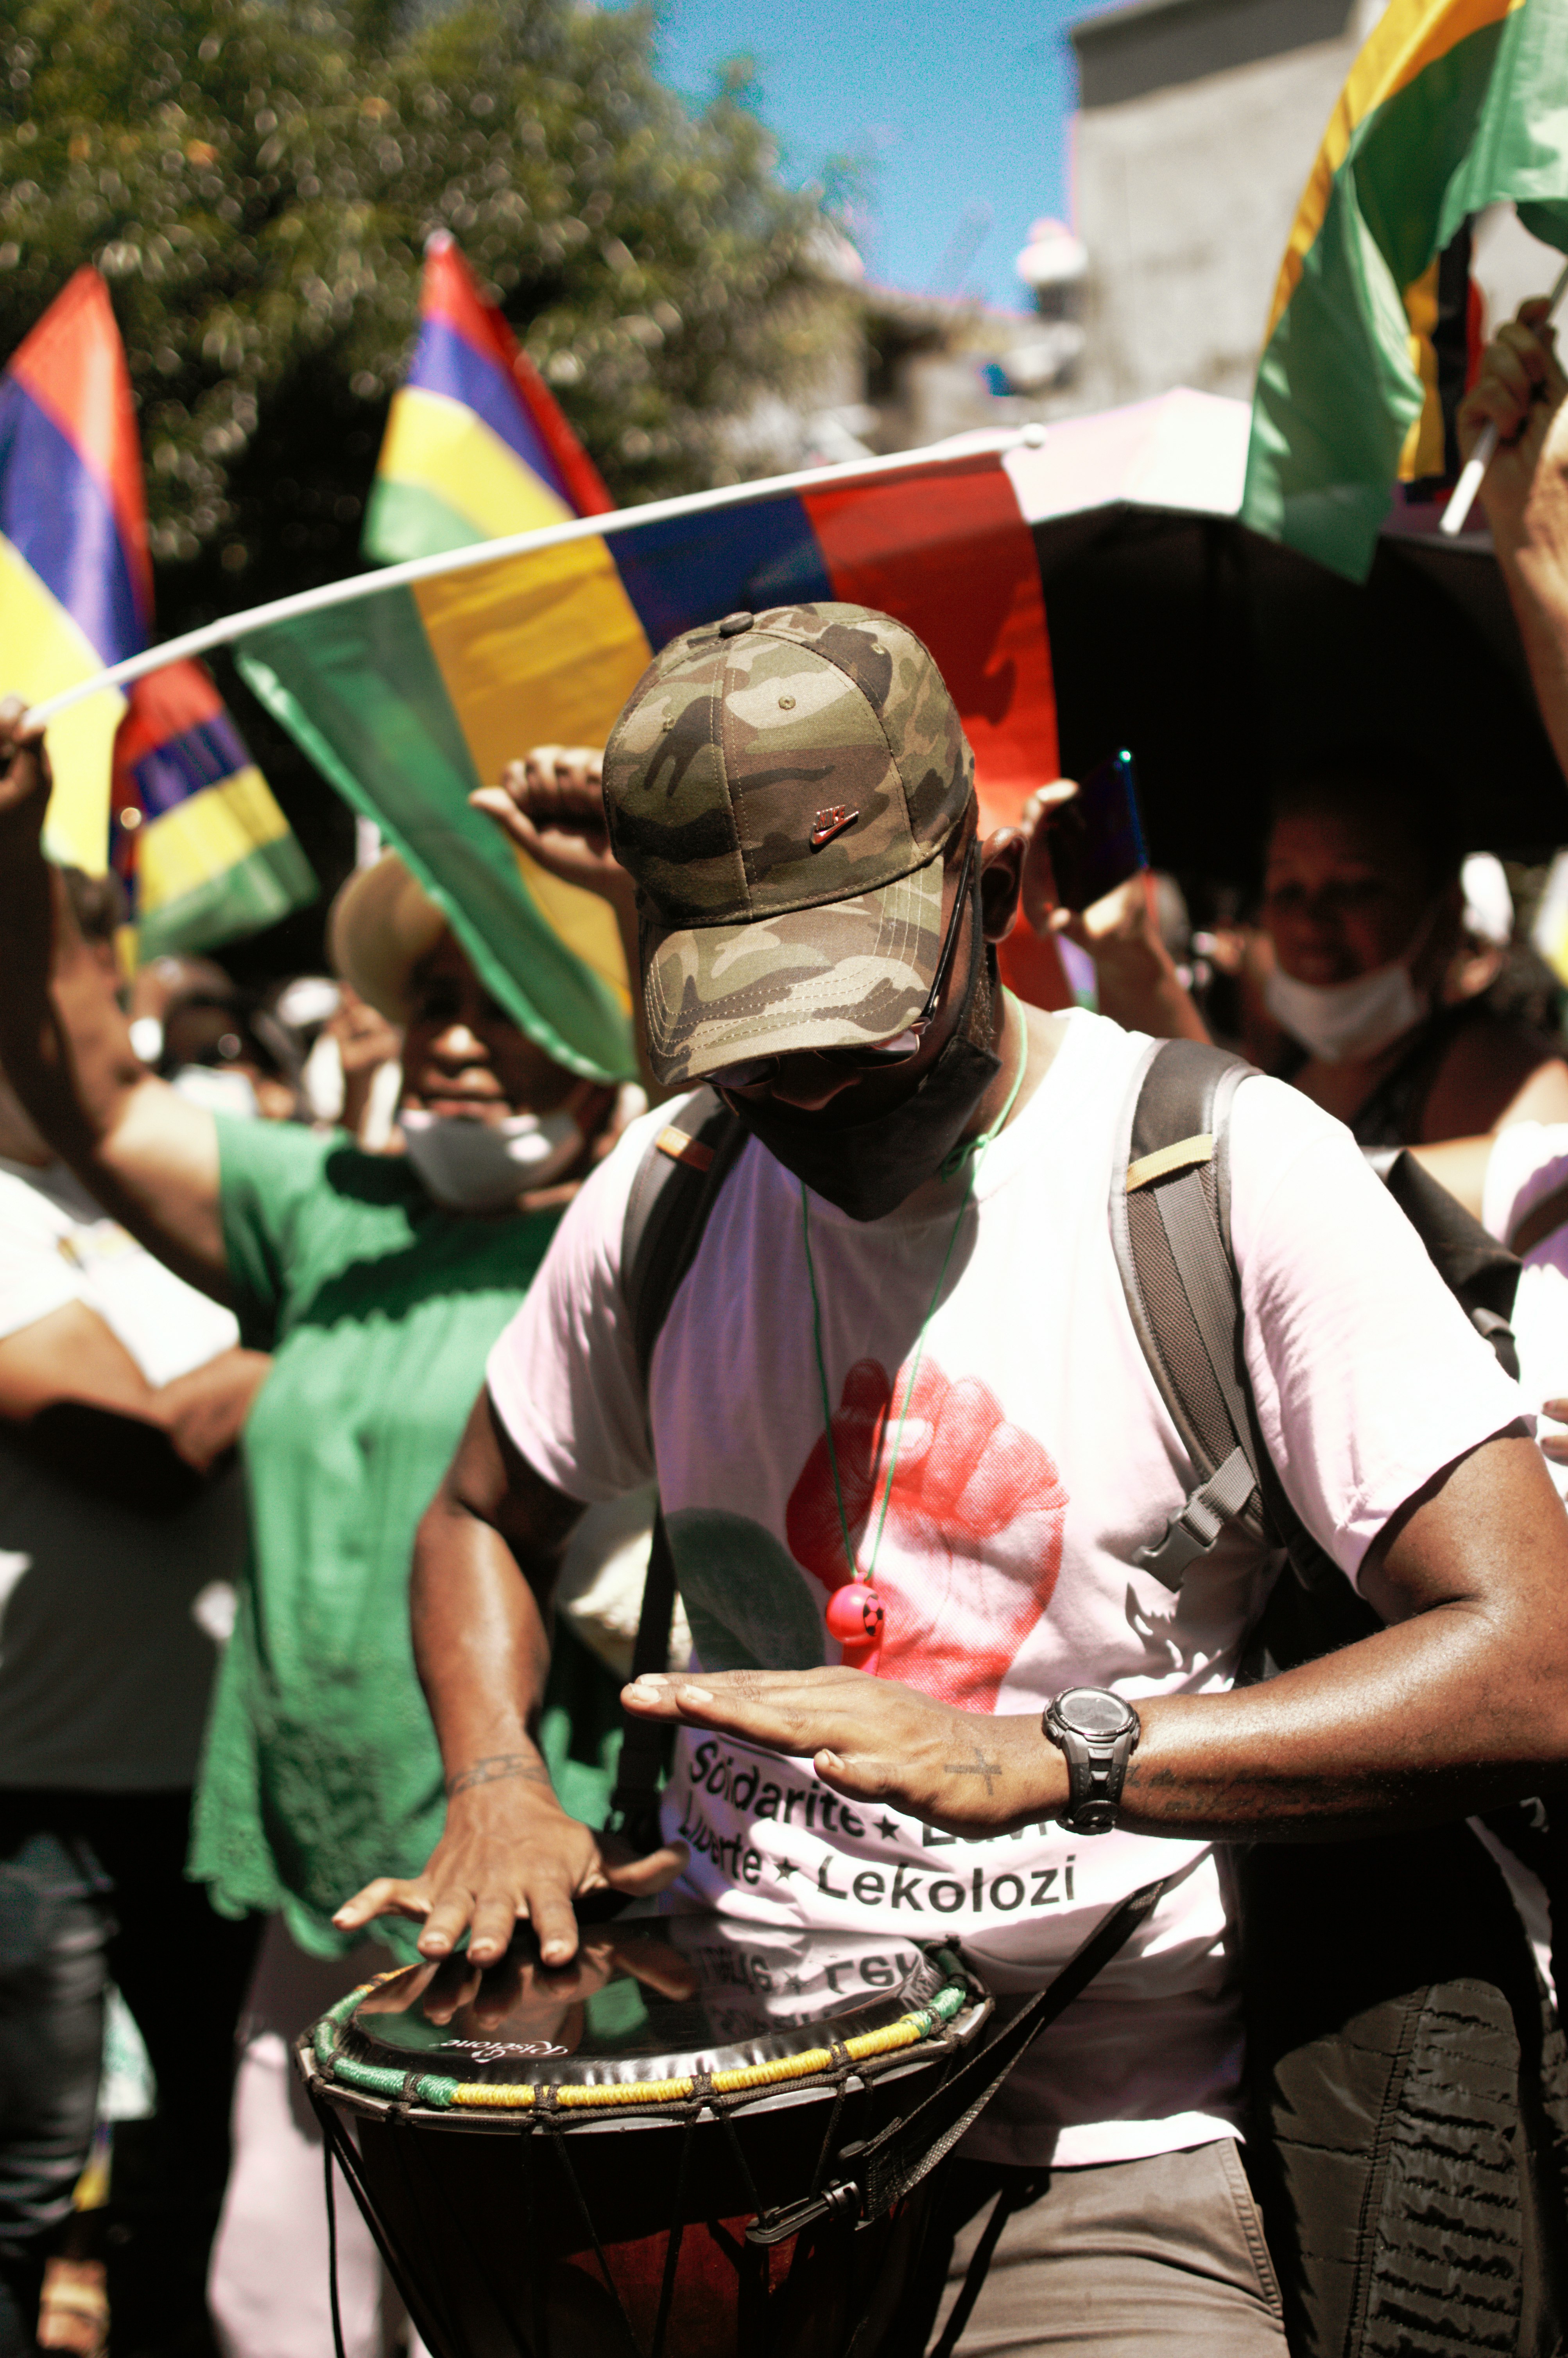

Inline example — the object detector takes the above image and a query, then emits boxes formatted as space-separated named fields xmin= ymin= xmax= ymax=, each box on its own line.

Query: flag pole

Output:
xmin=22 ymin=429 xmax=1041 ymax=730
xmin=1440 ymin=255 xmax=1568 ymax=539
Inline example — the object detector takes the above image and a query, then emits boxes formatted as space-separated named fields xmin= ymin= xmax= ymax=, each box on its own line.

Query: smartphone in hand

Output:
xmin=1046 ymin=750 xmax=1149 ymax=912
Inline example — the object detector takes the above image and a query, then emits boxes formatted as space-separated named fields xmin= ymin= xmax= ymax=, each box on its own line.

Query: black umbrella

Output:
xmin=1030 ymin=501 xmax=1565 ymax=887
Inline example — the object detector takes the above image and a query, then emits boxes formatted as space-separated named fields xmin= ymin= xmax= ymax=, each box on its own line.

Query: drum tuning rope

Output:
xmin=308 ymin=1967 xmax=973 ymax=2116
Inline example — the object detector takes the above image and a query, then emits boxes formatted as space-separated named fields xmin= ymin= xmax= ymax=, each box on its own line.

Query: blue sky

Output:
xmin=634 ymin=0 xmax=1101 ymax=312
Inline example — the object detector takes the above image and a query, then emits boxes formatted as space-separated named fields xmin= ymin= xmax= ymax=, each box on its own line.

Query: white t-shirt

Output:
xmin=1484 ymin=1122 xmax=1568 ymax=1500
xmin=486 ymin=1011 xmax=1520 ymax=2167
xmin=0 ymin=1155 xmax=247 ymax=1789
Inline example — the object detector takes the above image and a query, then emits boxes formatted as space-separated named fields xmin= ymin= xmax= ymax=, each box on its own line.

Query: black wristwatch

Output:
xmin=1043 ymin=1687 xmax=1141 ymax=1835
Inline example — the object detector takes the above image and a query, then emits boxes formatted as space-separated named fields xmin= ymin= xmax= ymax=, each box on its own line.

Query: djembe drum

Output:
xmin=299 ymin=1910 xmax=993 ymax=2358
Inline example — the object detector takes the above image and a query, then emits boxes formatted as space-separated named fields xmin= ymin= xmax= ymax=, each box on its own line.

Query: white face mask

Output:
xmin=399 ymin=1106 xmax=584 ymax=1212
xmin=1263 ymin=893 xmax=1446 ymax=1066
xmin=1263 ymin=959 xmax=1429 ymax=1064
xmin=170 ymin=1065 xmax=262 ymax=1119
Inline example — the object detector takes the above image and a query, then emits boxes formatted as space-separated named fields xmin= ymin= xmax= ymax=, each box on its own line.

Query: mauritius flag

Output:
xmin=236 ymin=439 xmax=1063 ymax=1081
xmin=323 ymin=234 xmax=634 ymax=1074
xmin=232 ymin=234 xmax=1063 ymax=1081
xmin=362 ymin=232 xmax=611 ymax=562
xmin=1240 ymin=0 xmax=1568 ymax=582
xmin=0 ymin=270 xmax=313 ymax=950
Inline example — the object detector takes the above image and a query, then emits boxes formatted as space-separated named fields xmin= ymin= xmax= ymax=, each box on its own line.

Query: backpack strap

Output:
xmin=622 ymin=1088 xmax=750 ymax=1392
xmin=1112 ymin=1038 xmax=1389 ymax=1614
xmin=607 ymin=1089 xmax=746 ymax=1849
xmin=1111 ymin=1038 xmax=1270 ymax=1590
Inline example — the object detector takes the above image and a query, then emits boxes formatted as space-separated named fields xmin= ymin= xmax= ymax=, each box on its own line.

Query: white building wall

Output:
xmin=1068 ymin=32 xmax=1359 ymax=410
xmin=1063 ymin=0 xmax=1565 ymax=418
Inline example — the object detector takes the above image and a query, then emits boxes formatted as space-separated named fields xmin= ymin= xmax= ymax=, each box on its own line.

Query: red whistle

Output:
xmin=825 ymin=1581 xmax=885 ymax=1649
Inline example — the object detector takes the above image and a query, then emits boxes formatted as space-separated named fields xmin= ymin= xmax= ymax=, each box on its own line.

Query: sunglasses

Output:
xmin=707 ymin=837 xmax=976 ymax=1094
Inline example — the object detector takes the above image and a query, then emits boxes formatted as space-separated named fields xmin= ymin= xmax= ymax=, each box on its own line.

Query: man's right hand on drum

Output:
xmin=334 ymin=1387 xmax=689 ymax=1967
xmin=334 ymin=1761 xmax=687 ymax=1969
xmin=358 ymin=1927 xmax=698 ymax=2035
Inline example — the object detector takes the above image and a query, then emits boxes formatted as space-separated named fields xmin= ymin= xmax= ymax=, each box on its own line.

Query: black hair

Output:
xmin=1268 ymin=748 xmax=1462 ymax=894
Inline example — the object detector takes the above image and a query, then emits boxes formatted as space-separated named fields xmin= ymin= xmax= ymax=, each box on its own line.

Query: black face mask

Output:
xmin=726 ymin=869 xmax=1001 ymax=1223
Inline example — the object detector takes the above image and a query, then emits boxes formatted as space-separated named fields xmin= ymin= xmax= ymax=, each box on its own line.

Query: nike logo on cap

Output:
xmin=810 ymin=807 xmax=858 ymax=849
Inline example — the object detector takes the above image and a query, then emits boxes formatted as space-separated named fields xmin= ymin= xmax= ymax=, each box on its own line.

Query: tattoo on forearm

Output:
xmin=943 ymin=1746 xmax=1002 ymax=1798
xmin=446 ymin=1754 xmax=551 ymax=1800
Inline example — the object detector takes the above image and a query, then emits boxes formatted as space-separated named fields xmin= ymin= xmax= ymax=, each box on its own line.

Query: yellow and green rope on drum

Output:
xmin=312 ymin=1967 xmax=972 ymax=2115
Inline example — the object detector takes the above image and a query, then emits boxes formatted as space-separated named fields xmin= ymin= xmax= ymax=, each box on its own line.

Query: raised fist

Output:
xmin=785 ymin=1355 xmax=1068 ymax=1712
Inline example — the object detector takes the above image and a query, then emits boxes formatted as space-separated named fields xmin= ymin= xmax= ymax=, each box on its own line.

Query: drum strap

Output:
xmin=749 ymin=1872 xmax=1171 ymax=2246
xmin=606 ymin=1510 xmax=680 ymax=1853
xmin=321 ymin=2114 xmax=348 ymax=2358
xmin=610 ymin=1088 xmax=748 ymax=1853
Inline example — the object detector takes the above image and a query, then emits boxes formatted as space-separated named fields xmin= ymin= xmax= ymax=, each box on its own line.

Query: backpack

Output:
xmin=1110 ymin=1040 xmax=1568 ymax=2358
xmin=609 ymin=1042 xmax=1568 ymax=2357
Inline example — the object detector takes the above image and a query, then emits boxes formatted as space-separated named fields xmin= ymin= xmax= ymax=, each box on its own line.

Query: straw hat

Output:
xmin=326 ymin=852 xmax=447 ymax=1022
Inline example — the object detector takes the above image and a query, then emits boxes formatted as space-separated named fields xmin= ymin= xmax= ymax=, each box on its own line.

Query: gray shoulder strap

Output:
xmin=1110 ymin=1038 xmax=1267 ymax=1590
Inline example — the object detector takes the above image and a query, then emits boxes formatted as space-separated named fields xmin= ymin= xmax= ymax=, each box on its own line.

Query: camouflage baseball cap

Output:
xmin=602 ymin=601 xmax=975 ymax=1087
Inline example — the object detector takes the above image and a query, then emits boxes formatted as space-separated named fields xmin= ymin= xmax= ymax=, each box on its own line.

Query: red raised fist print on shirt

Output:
xmin=785 ymin=1357 xmax=1068 ymax=1709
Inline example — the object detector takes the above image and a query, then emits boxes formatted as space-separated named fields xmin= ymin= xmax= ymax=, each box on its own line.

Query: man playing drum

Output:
xmin=340 ymin=603 xmax=1568 ymax=2353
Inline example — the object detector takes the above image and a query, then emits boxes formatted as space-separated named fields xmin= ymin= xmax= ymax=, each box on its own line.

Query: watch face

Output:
xmin=1057 ymin=1687 xmax=1136 ymax=1742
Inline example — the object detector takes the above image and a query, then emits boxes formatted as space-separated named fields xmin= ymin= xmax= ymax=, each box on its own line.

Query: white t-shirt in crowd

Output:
xmin=0 ymin=1155 xmax=248 ymax=1789
xmin=1484 ymin=1122 xmax=1568 ymax=1500
xmin=486 ymin=1011 xmax=1520 ymax=2168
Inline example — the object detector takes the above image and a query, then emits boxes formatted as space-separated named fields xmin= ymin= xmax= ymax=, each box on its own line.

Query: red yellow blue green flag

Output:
xmin=0 ymin=269 xmax=142 ymax=875
xmin=363 ymin=234 xmax=610 ymax=563
xmin=0 ymin=269 xmax=313 ymax=949
xmin=339 ymin=236 xmax=636 ymax=1072
xmin=235 ymin=446 xmax=1061 ymax=1082
xmin=1240 ymin=0 xmax=1568 ymax=581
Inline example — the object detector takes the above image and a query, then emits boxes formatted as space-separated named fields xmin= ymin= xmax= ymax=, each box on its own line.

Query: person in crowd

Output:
xmin=0 ymin=712 xmax=662 ymax=2358
xmin=1018 ymin=757 xmax=1568 ymax=1144
xmin=127 ymin=952 xmax=225 ymax=1041
xmin=128 ymin=954 xmax=228 ymax=1076
xmin=1249 ymin=755 xmax=1568 ymax=1143
xmin=336 ymin=602 xmax=1568 ymax=2355
xmin=0 ymin=897 xmax=268 ymax=2354
xmin=1016 ymin=780 xmax=1211 ymax=1045
xmin=147 ymin=967 xmax=303 ymax=1123
xmin=286 ymin=977 xmax=404 ymax=1146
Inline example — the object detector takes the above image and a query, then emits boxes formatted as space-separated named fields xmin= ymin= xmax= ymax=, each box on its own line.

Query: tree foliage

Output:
xmin=0 ymin=0 xmax=845 ymax=616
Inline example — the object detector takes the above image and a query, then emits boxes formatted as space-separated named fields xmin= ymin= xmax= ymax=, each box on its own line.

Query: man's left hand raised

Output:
xmin=622 ymin=1665 xmax=1067 ymax=1837
xmin=471 ymin=744 xmax=627 ymax=909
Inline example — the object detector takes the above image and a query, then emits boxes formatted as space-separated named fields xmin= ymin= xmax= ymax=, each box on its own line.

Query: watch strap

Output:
xmin=1045 ymin=1692 xmax=1140 ymax=1834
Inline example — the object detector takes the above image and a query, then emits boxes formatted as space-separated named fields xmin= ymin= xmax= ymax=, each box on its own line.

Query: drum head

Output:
xmin=337 ymin=1910 xmax=977 ymax=2101
xmin=304 ymin=1916 xmax=991 ymax=2358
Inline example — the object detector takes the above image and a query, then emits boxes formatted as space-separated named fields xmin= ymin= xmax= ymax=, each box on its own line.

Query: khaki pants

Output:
xmin=928 ymin=2139 xmax=1287 ymax=2356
